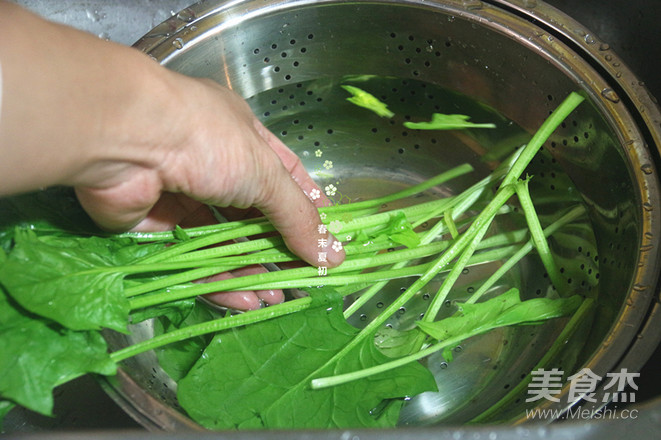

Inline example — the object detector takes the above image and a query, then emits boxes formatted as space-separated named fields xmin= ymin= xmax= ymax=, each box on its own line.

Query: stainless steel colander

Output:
xmin=100 ymin=0 xmax=661 ymax=431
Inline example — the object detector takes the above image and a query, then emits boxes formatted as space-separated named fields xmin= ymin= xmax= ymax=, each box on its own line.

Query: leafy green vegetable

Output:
xmin=374 ymin=327 xmax=422 ymax=358
xmin=0 ymin=230 xmax=131 ymax=332
xmin=311 ymin=289 xmax=582 ymax=389
xmin=154 ymin=301 xmax=220 ymax=381
xmin=385 ymin=212 xmax=421 ymax=249
xmin=177 ymin=288 xmax=437 ymax=429
xmin=403 ymin=113 xmax=496 ymax=130
xmin=0 ymin=287 xmax=115 ymax=415
xmin=0 ymin=90 xmax=591 ymax=430
xmin=416 ymin=288 xmax=582 ymax=341
xmin=341 ymin=85 xmax=395 ymax=118
xmin=0 ymin=230 xmax=167 ymax=332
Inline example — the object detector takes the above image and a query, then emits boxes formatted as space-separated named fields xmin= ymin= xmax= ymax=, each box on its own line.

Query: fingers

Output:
xmin=251 ymin=148 xmax=345 ymax=269
xmin=251 ymin=119 xmax=345 ymax=268
xmin=199 ymin=265 xmax=285 ymax=310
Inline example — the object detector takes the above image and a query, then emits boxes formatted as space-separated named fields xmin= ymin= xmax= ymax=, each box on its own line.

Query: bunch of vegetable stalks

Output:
xmin=108 ymin=91 xmax=587 ymax=359
xmin=0 ymin=91 xmax=593 ymax=429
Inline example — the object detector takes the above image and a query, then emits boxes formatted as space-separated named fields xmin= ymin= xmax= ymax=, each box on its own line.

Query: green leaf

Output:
xmin=177 ymin=288 xmax=436 ymax=429
xmin=154 ymin=301 xmax=219 ymax=382
xmin=0 ymin=230 xmax=140 ymax=332
xmin=416 ymin=288 xmax=582 ymax=342
xmin=130 ymin=298 xmax=196 ymax=326
xmin=404 ymin=113 xmax=496 ymax=130
xmin=173 ymin=225 xmax=191 ymax=241
xmin=341 ymin=85 xmax=395 ymax=118
xmin=385 ymin=212 xmax=420 ymax=249
xmin=0 ymin=287 xmax=115 ymax=416
xmin=374 ymin=327 xmax=422 ymax=358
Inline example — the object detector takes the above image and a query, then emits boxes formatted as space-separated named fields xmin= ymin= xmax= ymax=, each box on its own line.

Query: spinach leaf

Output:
xmin=417 ymin=288 xmax=582 ymax=342
xmin=154 ymin=301 xmax=219 ymax=382
xmin=341 ymin=85 xmax=394 ymax=118
xmin=130 ymin=298 xmax=196 ymax=326
xmin=177 ymin=288 xmax=436 ymax=429
xmin=0 ymin=287 xmax=115 ymax=416
xmin=404 ymin=113 xmax=496 ymax=130
xmin=385 ymin=212 xmax=420 ymax=249
xmin=374 ymin=327 xmax=422 ymax=358
xmin=0 ymin=229 xmax=149 ymax=332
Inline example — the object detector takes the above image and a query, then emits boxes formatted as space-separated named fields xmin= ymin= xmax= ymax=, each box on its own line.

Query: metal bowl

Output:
xmin=100 ymin=0 xmax=661 ymax=431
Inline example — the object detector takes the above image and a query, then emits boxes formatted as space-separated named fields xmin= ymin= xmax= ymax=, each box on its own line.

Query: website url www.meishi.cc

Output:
xmin=526 ymin=406 xmax=639 ymax=421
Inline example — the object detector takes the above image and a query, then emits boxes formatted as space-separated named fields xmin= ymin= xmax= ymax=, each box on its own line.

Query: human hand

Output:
xmin=0 ymin=3 xmax=343 ymax=311
xmin=74 ymin=77 xmax=344 ymax=310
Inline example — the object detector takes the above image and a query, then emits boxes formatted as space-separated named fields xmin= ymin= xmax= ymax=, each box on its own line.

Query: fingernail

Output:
xmin=324 ymin=234 xmax=346 ymax=267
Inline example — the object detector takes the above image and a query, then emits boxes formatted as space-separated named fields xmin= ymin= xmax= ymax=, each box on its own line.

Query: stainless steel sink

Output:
xmin=2 ymin=0 xmax=661 ymax=436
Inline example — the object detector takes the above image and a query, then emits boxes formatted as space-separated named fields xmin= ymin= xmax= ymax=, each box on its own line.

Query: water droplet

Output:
xmin=601 ymin=88 xmax=620 ymax=103
xmin=633 ymin=284 xmax=647 ymax=295
xmin=360 ymin=314 xmax=367 ymax=321
xmin=86 ymin=8 xmax=106 ymax=22
xmin=376 ymin=302 xmax=384 ymax=308
xmin=643 ymin=202 xmax=654 ymax=212
xmin=640 ymin=243 xmax=654 ymax=253
xmin=447 ymin=15 xmax=456 ymax=22
xmin=462 ymin=0 xmax=483 ymax=9
xmin=641 ymin=163 xmax=654 ymax=175
xmin=176 ymin=8 xmax=196 ymax=22
xmin=422 ymin=293 xmax=430 ymax=300
xmin=398 ymin=307 xmax=406 ymax=314
xmin=172 ymin=38 xmax=184 ymax=49
xmin=584 ymin=34 xmax=595 ymax=44
xmin=98 ymin=32 xmax=110 ymax=41
xmin=440 ymin=362 xmax=448 ymax=369
xmin=522 ymin=0 xmax=537 ymax=7
xmin=599 ymin=43 xmax=610 ymax=51
xmin=605 ymin=54 xmax=613 ymax=62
